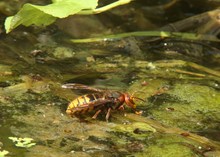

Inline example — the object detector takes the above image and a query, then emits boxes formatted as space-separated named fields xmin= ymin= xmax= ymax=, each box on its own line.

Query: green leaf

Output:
xmin=9 ymin=136 xmax=36 ymax=148
xmin=16 ymin=142 xmax=25 ymax=147
xmin=8 ymin=137 xmax=19 ymax=142
xmin=22 ymin=137 xmax=34 ymax=143
xmin=5 ymin=0 xmax=98 ymax=33
xmin=25 ymin=143 xmax=36 ymax=148
xmin=0 ymin=150 xmax=9 ymax=157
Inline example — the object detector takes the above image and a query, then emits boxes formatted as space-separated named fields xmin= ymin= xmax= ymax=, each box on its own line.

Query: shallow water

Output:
xmin=0 ymin=0 xmax=220 ymax=157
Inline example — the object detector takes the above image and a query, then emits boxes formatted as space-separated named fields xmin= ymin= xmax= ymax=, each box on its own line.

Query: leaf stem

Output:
xmin=70 ymin=31 xmax=220 ymax=43
xmin=78 ymin=0 xmax=133 ymax=15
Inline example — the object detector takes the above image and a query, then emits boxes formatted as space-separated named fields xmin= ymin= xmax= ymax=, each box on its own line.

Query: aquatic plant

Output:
xmin=8 ymin=137 xmax=36 ymax=148
xmin=0 ymin=150 xmax=9 ymax=157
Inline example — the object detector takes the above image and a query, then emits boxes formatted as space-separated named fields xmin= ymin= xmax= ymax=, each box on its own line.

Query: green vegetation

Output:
xmin=0 ymin=150 xmax=9 ymax=157
xmin=5 ymin=0 xmax=97 ymax=33
xmin=4 ymin=0 xmax=132 ymax=33
xmin=9 ymin=137 xmax=36 ymax=148
xmin=1 ymin=0 xmax=220 ymax=156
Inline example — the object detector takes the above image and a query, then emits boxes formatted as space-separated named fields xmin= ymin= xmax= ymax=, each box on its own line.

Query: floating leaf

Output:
xmin=8 ymin=137 xmax=36 ymax=148
xmin=25 ymin=143 xmax=36 ymax=148
xmin=0 ymin=150 xmax=9 ymax=157
xmin=8 ymin=137 xmax=18 ymax=143
xmin=5 ymin=0 xmax=98 ymax=33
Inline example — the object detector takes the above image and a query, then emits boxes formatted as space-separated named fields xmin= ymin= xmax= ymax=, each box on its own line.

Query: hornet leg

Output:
xmin=92 ymin=109 xmax=102 ymax=119
xmin=105 ymin=108 xmax=111 ymax=122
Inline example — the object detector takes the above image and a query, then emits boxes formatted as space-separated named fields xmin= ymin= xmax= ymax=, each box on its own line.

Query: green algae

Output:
xmin=113 ymin=122 xmax=156 ymax=139
xmin=0 ymin=62 xmax=219 ymax=157
xmin=0 ymin=55 xmax=220 ymax=157
xmin=147 ymin=83 xmax=220 ymax=131
xmin=139 ymin=143 xmax=199 ymax=157
xmin=135 ymin=133 xmax=211 ymax=157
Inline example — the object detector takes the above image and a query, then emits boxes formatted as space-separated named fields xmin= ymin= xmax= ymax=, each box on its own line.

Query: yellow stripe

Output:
xmin=78 ymin=96 xmax=90 ymax=104
xmin=67 ymin=95 xmax=91 ymax=110
xmin=67 ymin=99 xmax=79 ymax=110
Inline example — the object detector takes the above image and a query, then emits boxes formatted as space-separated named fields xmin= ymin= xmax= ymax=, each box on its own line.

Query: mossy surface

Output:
xmin=146 ymin=83 xmax=220 ymax=132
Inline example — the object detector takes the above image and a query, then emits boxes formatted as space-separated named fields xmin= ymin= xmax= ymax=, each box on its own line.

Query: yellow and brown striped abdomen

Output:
xmin=66 ymin=93 xmax=103 ymax=115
